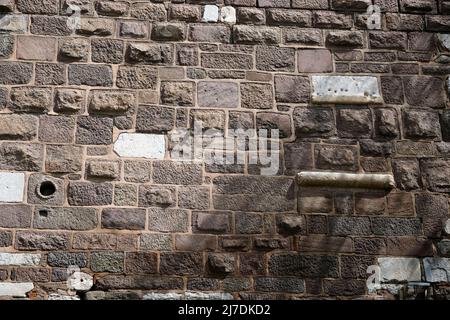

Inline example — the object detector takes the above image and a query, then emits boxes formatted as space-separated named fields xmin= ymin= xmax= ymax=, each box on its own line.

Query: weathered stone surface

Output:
xmin=126 ymin=43 xmax=173 ymax=64
xmin=160 ymin=252 xmax=203 ymax=275
xmin=241 ymin=83 xmax=274 ymax=110
xmin=116 ymin=66 xmax=157 ymax=89
xmin=0 ymin=62 xmax=32 ymax=85
xmin=68 ymin=64 xmax=113 ymax=87
xmin=58 ymin=38 xmax=90 ymax=62
xmin=0 ymin=253 xmax=40 ymax=266
xmin=16 ymin=231 xmax=70 ymax=250
xmin=140 ymin=234 xmax=172 ymax=251
xmin=54 ymin=88 xmax=85 ymax=113
xmin=0 ymin=143 xmax=43 ymax=171
xmin=47 ymin=252 xmax=87 ymax=268
xmin=33 ymin=207 xmax=97 ymax=230
xmin=275 ymin=75 xmax=310 ymax=103
xmin=10 ymin=87 xmax=52 ymax=113
xmin=139 ymin=185 xmax=175 ymax=208
xmin=101 ymin=208 xmax=146 ymax=230
xmin=88 ymin=90 xmax=135 ymax=115
xmin=378 ymin=257 xmax=421 ymax=282
xmin=17 ymin=36 xmax=56 ymax=61
xmin=315 ymin=144 xmax=358 ymax=171
xmin=198 ymin=82 xmax=239 ymax=108
xmin=403 ymin=76 xmax=446 ymax=108
xmin=0 ymin=283 xmax=34 ymax=297
xmin=148 ymin=208 xmax=189 ymax=232
xmin=233 ymin=25 xmax=280 ymax=44
xmin=45 ymin=145 xmax=82 ymax=173
xmin=0 ymin=114 xmax=37 ymax=141
xmin=68 ymin=182 xmax=113 ymax=206
xmin=76 ymin=116 xmax=113 ymax=145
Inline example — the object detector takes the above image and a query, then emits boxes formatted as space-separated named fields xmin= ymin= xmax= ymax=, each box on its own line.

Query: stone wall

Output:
xmin=0 ymin=0 xmax=449 ymax=300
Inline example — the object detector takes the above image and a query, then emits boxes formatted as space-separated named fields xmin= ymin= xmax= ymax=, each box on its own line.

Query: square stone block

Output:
xmin=0 ymin=172 xmax=25 ymax=203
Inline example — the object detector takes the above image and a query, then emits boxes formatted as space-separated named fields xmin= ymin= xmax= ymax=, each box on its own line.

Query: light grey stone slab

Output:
xmin=312 ymin=75 xmax=383 ymax=104
xmin=0 ymin=282 xmax=34 ymax=297
xmin=114 ymin=133 xmax=165 ymax=159
xmin=0 ymin=253 xmax=41 ymax=266
xmin=423 ymin=257 xmax=450 ymax=283
xmin=378 ymin=257 xmax=421 ymax=283
xmin=0 ymin=172 xmax=25 ymax=203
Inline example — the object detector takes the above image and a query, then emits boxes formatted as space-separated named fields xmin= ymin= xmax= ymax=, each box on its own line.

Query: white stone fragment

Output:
xmin=48 ymin=293 xmax=81 ymax=300
xmin=0 ymin=253 xmax=41 ymax=266
xmin=0 ymin=172 xmax=25 ymax=203
xmin=0 ymin=282 xmax=34 ymax=297
xmin=423 ymin=257 xmax=450 ymax=283
xmin=143 ymin=292 xmax=183 ymax=300
xmin=312 ymin=76 xmax=383 ymax=104
xmin=378 ymin=257 xmax=421 ymax=283
xmin=114 ymin=133 xmax=165 ymax=159
xmin=203 ymin=5 xmax=219 ymax=22
xmin=367 ymin=283 xmax=403 ymax=295
xmin=67 ymin=272 xmax=93 ymax=291
xmin=0 ymin=14 xmax=28 ymax=33
xmin=444 ymin=219 xmax=450 ymax=235
xmin=220 ymin=6 xmax=236 ymax=24
xmin=438 ymin=34 xmax=450 ymax=51
xmin=297 ymin=171 xmax=395 ymax=190
xmin=185 ymin=291 xmax=234 ymax=300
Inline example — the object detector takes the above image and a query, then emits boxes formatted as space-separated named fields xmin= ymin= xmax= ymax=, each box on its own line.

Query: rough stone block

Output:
xmin=76 ymin=116 xmax=113 ymax=145
xmin=0 ymin=114 xmax=37 ymax=141
xmin=101 ymin=208 xmax=146 ymax=230
xmin=148 ymin=208 xmax=189 ymax=232
xmin=198 ymin=82 xmax=239 ymax=108
xmin=68 ymin=182 xmax=113 ymax=206
xmin=10 ymin=87 xmax=52 ymax=113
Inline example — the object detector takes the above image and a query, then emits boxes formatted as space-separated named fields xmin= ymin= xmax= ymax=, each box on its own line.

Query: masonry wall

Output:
xmin=0 ymin=0 xmax=450 ymax=300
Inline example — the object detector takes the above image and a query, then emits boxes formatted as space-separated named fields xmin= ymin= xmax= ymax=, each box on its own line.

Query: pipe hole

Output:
xmin=39 ymin=181 xmax=57 ymax=198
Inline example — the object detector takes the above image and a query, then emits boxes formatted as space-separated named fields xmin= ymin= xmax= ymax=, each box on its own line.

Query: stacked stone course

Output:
xmin=0 ymin=0 xmax=449 ymax=300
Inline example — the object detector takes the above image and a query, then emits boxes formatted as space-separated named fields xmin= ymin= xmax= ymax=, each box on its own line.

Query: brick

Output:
xmin=116 ymin=66 xmax=157 ymax=89
xmin=91 ymin=252 xmax=124 ymax=273
xmin=269 ymin=253 xmax=339 ymax=277
xmin=148 ymin=208 xmax=189 ymax=232
xmin=241 ymin=83 xmax=274 ymax=110
xmin=17 ymin=36 xmax=56 ymax=61
xmin=68 ymin=182 xmax=113 ymax=206
xmin=275 ymin=75 xmax=310 ymax=103
xmin=0 ymin=143 xmax=43 ymax=171
xmin=35 ymin=63 xmax=65 ymax=85
xmin=72 ymin=233 xmax=116 ymax=250
xmin=45 ymin=145 xmax=82 ymax=173
xmin=114 ymin=184 xmax=137 ymax=207
xmin=91 ymin=39 xmax=124 ymax=64
xmin=0 ymin=204 xmax=31 ymax=228
xmin=119 ymin=21 xmax=148 ymax=38
xmin=233 ymin=25 xmax=280 ymax=44
xmin=0 ymin=62 xmax=33 ymax=85
xmin=101 ymin=208 xmax=145 ymax=230
xmin=10 ymin=87 xmax=52 ymax=113
xmin=337 ymin=108 xmax=372 ymax=138
xmin=95 ymin=275 xmax=183 ymax=290
xmin=76 ymin=116 xmax=113 ymax=145
xmin=0 ymin=114 xmax=37 ymax=141
xmin=153 ymin=161 xmax=203 ymax=185
xmin=178 ymin=186 xmax=210 ymax=210
xmin=125 ymin=252 xmax=157 ymax=274
xmin=207 ymin=253 xmax=235 ymax=274
xmin=47 ymin=252 xmax=87 ymax=268
xmin=176 ymin=234 xmax=217 ymax=251
xmin=138 ymin=185 xmax=176 ymax=207
xmin=198 ymin=82 xmax=239 ymax=108
xmin=201 ymin=52 xmax=253 ymax=69
xmin=160 ymin=252 xmax=203 ymax=275
xmin=329 ymin=216 xmax=371 ymax=236
xmin=30 ymin=15 xmax=71 ymax=36
xmin=403 ymin=76 xmax=446 ymax=108
xmin=15 ymin=231 xmax=70 ymax=250
xmin=140 ymin=234 xmax=172 ymax=251
xmin=68 ymin=64 xmax=113 ymax=87
xmin=193 ymin=212 xmax=231 ymax=233
xmin=87 ymin=160 xmax=120 ymax=180
xmin=372 ymin=217 xmax=422 ymax=236
xmin=58 ymin=38 xmax=90 ymax=62
xmin=315 ymin=144 xmax=358 ymax=171
xmin=161 ymin=81 xmax=194 ymax=106
xmin=33 ymin=206 xmax=97 ymax=230
xmin=136 ymin=105 xmax=175 ymax=133
xmin=38 ymin=115 xmax=75 ymax=143
xmin=123 ymin=161 xmax=152 ymax=183
xmin=189 ymin=24 xmax=231 ymax=43
xmin=54 ymin=88 xmax=85 ymax=113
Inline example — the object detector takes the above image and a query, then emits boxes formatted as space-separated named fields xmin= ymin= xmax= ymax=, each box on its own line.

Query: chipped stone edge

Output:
xmin=311 ymin=95 xmax=384 ymax=104
xmin=296 ymin=171 xmax=395 ymax=190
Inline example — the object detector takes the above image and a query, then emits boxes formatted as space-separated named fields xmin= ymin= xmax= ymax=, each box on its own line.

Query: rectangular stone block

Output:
xmin=312 ymin=76 xmax=383 ymax=104
xmin=0 ymin=253 xmax=41 ymax=266
xmin=0 ymin=282 xmax=34 ymax=297
xmin=0 ymin=143 xmax=43 ymax=171
xmin=148 ymin=208 xmax=189 ymax=232
xmin=17 ymin=36 xmax=56 ymax=61
xmin=114 ymin=133 xmax=165 ymax=159
xmin=15 ymin=231 xmax=70 ymax=250
xmin=101 ymin=208 xmax=146 ymax=230
xmin=378 ymin=257 xmax=421 ymax=282
xmin=0 ymin=173 xmax=25 ymax=203
xmin=423 ymin=257 xmax=450 ymax=283
xmin=33 ymin=207 xmax=97 ymax=231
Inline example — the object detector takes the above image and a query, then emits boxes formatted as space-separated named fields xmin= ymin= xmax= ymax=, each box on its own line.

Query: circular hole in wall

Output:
xmin=38 ymin=181 xmax=57 ymax=198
